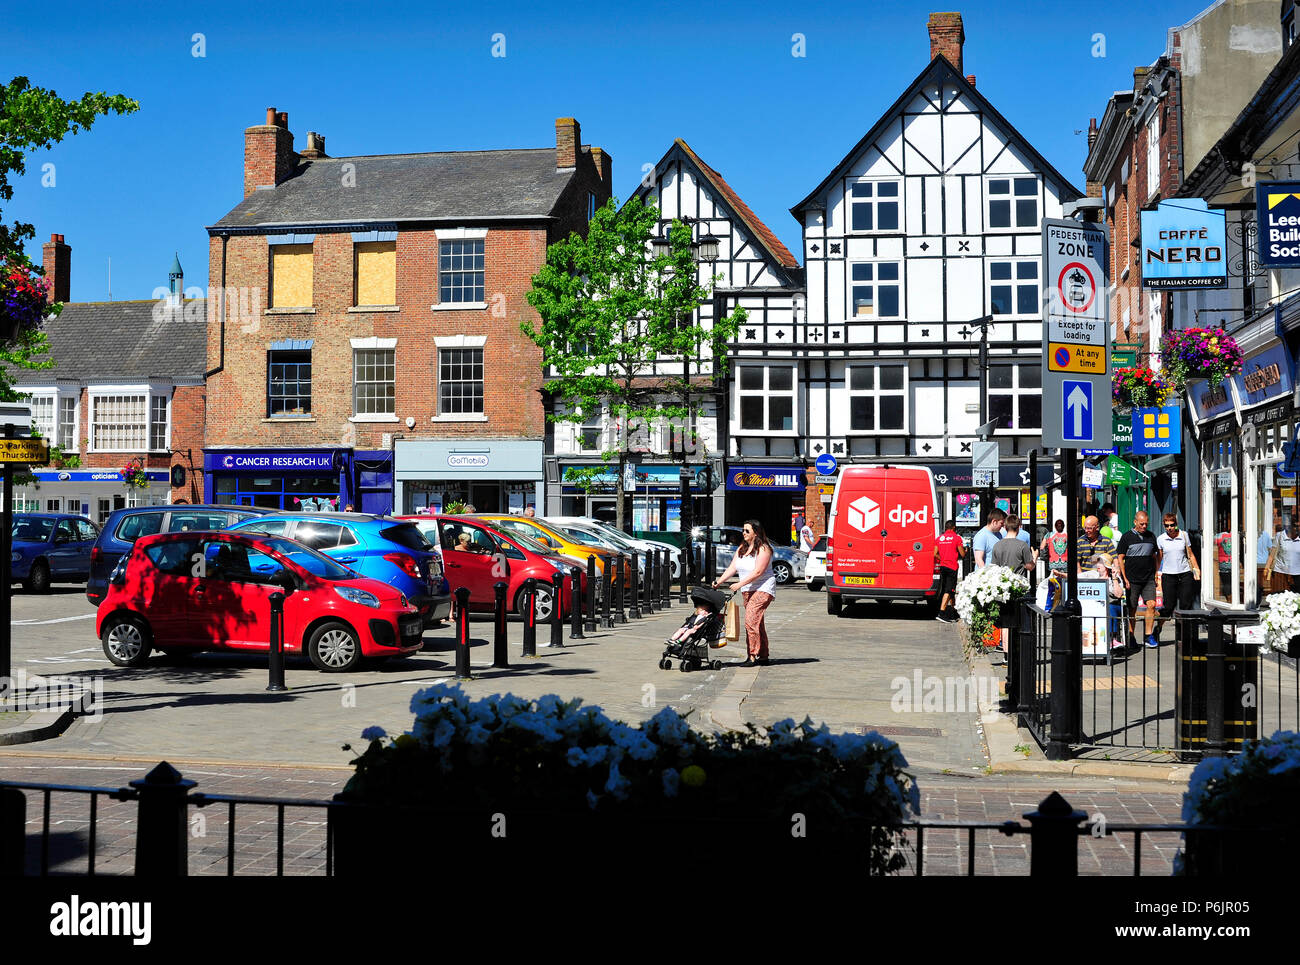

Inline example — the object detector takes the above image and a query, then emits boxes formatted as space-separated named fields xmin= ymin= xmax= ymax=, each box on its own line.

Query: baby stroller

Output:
xmin=659 ymin=586 xmax=729 ymax=672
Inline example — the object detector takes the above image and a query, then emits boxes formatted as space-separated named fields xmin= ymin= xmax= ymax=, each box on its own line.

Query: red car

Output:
xmin=396 ymin=514 xmax=583 ymax=621
xmin=96 ymin=531 xmax=424 ymax=672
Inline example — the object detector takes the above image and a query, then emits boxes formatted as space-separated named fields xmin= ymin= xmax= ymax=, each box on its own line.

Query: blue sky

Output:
xmin=6 ymin=0 xmax=1220 ymax=301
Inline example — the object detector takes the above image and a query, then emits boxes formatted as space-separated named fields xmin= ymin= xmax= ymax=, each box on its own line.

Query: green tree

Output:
xmin=522 ymin=196 xmax=745 ymax=532
xmin=0 ymin=77 xmax=136 ymax=476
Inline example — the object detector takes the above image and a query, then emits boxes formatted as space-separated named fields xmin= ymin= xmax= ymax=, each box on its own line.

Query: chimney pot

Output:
xmin=965 ymin=74 xmax=976 ymax=87
xmin=276 ymin=111 xmax=288 ymax=128
xmin=927 ymin=11 xmax=965 ymax=74
xmin=266 ymin=106 xmax=277 ymax=125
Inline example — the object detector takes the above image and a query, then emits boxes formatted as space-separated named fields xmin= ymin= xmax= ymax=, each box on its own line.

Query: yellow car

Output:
xmin=478 ymin=514 xmax=621 ymax=581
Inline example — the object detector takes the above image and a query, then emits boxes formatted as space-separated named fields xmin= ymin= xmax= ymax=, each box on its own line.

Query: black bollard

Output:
xmin=570 ymin=566 xmax=585 ymax=639
xmin=454 ymin=586 xmax=472 ymax=678
xmin=267 ymin=591 xmax=287 ymax=692
xmin=601 ymin=560 xmax=614 ymax=629
xmin=492 ymin=581 xmax=509 ymax=669
xmin=645 ymin=549 xmax=657 ymax=613
xmin=703 ymin=530 xmax=714 ymax=587
xmin=660 ymin=549 xmax=671 ymax=608
xmin=614 ymin=554 xmax=627 ymax=624
xmin=629 ymin=552 xmax=642 ymax=620
xmin=678 ymin=545 xmax=688 ymax=604
xmin=521 ymin=578 xmax=537 ymax=658
xmin=548 ymin=570 xmax=565 ymax=648
xmin=584 ymin=556 xmax=598 ymax=633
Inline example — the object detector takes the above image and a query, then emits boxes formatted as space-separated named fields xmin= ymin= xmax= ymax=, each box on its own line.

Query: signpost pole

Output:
xmin=0 ymin=424 xmax=13 ymax=683
xmin=1029 ymin=448 xmax=1039 ymax=591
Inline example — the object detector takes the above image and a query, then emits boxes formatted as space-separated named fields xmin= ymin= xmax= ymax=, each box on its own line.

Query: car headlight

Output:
xmin=334 ymin=585 xmax=381 ymax=608
xmin=10 ymin=552 xmax=20 ymax=562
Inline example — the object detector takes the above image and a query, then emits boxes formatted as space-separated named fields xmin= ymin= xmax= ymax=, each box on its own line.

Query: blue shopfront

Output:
xmin=203 ymin=449 xmax=395 ymax=512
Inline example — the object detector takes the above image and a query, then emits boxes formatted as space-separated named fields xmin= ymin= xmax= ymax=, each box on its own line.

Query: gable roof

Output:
xmin=634 ymin=140 xmax=801 ymax=281
xmin=27 ymin=300 xmax=207 ymax=383
xmin=790 ymin=56 xmax=1083 ymax=217
xmin=210 ymin=148 xmax=579 ymax=231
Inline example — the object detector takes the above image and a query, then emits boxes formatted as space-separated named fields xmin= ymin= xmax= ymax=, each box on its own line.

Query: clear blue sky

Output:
xmin=5 ymin=0 xmax=1218 ymax=301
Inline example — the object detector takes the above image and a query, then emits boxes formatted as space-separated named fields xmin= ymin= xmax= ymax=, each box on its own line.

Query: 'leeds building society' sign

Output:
xmin=1257 ymin=181 xmax=1300 ymax=268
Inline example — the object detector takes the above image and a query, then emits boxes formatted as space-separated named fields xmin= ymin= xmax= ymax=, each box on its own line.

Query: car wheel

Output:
xmin=515 ymin=583 xmax=556 ymax=622
xmin=101 ymin=615 xmax=152 ymax=668
xmin=307 ymin=621 xmax=363 ymax=673
xmin=807 ymin=579 xmax=822 ymax=592
xmin=24 ymin=560 xmax=50 ymax=593
xmin=773 ymin=561 xmax=793 ymax=585
xmin=828 ymin=593 xmax=842 ymax=616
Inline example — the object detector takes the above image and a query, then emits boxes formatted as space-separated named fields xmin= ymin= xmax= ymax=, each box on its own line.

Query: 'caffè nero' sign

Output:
xmin=727 ymin=466 xmax=806 ymax=491
xmin=1140 ymin=199 xmax=1226 ymax=289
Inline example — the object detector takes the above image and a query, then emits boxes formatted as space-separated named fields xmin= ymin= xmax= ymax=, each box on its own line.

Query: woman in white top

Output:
xmin=714 ymin=520 xmax=777 ymax=667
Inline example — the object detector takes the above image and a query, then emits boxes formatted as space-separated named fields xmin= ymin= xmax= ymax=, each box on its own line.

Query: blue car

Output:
xmin=87 ymin=504 xmax=277 ymax=606
xmin=228 ymin=513 xmax=450 ymax=627
xmin=11 ymin=514 xmax=101 ymax=592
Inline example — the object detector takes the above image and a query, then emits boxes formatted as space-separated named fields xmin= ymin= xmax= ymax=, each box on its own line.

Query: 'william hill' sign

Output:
xmin=1257 ymin=181 xmax=1300 ymax=267
xmin=726 ymin=466 xmax=806 ymax=491
xmin=1140 ymin=199 xmax=1227 ymax=289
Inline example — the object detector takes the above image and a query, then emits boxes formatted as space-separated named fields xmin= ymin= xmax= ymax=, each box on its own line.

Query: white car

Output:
xmin=542 ymin=516 xmax=682 ymax=578
xmin=805 ymin=535 xmax=827 ymax=591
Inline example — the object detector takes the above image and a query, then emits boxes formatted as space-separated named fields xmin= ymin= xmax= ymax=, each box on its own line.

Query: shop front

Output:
xmin=204 ymin=449 xmax=393 ymax=512
xmin=726 ymin=464 xmax=807 ymax=544
xmin=929 ymin=462 xmax=1059 ymax=543
xmin=12 ymin=469 xmax=170 ymax=523
xmin=395 ymin=440 xmax=543 ymax=515
xmin=554 ymin=463 xmax=712 ymax=531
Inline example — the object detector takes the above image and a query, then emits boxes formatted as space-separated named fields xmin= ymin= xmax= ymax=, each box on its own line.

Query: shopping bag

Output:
xmin=723 ymin=597 xmax=742 ymax=642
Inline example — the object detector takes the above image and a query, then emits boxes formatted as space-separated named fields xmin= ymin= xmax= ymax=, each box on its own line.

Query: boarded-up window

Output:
xmin=354 ymin=241 xmax=396 ymax=306
xmin=270 ymin=244 xmax=313 ymax=307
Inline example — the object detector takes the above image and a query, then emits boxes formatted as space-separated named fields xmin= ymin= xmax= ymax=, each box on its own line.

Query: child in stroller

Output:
xmin=659 ymin=586 xmax=728 ymax=672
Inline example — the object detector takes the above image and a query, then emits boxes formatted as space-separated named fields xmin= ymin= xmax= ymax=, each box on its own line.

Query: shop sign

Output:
xmin=1082 ymin=467 xmax=1105 ymax=488
xmin=1256 ymin=181 xmax=1300 ymax=267
xmin=1111 ymin=344 xmax=1141 ymax=369
xmin=1140 ymin=199 xmax=1227 ymax=288
xmin=1130 ymin=405 xmax=1181 ymax=455
xmin=1112 ymin=412 xmax=1132 ymax=452
xmin=32 ymin=469 xmax=170 ymax=482
xmin=1105 ymin=456 xmax=1131 ymax=487
xmin=1232 ymin=342 xmax=1294 ymax=409
xmin=214 ymin=451 xmax=335 ymax=472
xmin=447 ymin=453 xmax=489 ymax=468
xmin=1188 ymin=379 xmax=1238 ymax=424
xmin=726 ymin=466 xmax=805 ymax=491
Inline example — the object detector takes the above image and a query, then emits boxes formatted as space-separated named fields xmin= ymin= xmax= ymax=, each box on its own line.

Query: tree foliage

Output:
xmin=522 ymin=196 xmax=745 ymax=530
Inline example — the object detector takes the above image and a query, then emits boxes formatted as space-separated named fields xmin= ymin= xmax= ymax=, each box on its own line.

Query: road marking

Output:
xmin=12 ymin=614 xmax=97 ymax=626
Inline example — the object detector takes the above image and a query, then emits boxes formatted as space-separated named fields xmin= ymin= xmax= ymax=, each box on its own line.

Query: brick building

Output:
xmin=205 ymin=109 xmax=611 ymax=512
xmin=10 ymin=235 xmax=206 ymax=519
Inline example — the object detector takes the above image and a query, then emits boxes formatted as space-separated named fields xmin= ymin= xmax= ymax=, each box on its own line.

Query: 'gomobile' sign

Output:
xmin=1257 ymin=181 xmax=1300 ymax=267
xmin=1140 ymin=199 xmax=1226 ymax=289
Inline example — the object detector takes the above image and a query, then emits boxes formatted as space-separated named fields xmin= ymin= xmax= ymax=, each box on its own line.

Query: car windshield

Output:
xmin=583 ymin=523 xmax=637 ymax=549
xmin=486 ymin=524 xmax=549 ymax=555
xmin=12 ymin=517 xmax=54 ymax=542
xmin=559 ymin=525 xmax=614 ymax=548
xmin=254 ymin=536 xmax=357 ymax=581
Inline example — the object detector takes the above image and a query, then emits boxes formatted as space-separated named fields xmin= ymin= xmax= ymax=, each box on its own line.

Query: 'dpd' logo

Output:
xmin=847 ymin=496 xmax=880 ymax=533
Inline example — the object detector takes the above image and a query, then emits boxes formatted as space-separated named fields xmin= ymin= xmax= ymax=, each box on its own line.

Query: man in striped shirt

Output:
xmin=1077 ymin=516 xmax=1115 ymax=573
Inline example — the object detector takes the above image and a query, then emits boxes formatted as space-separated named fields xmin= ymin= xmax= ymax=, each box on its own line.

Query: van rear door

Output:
xmin=880 ymin=470 xmax=937 ymax=591
xmin=831 ymin=470 xmax=886 ymax=586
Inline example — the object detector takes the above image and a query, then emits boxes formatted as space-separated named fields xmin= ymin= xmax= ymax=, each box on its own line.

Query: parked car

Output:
xmin=228 ymin=513 xmax=449 ymax=627
xmin=96 ymin=531 xmax=423 ymax=672
xmin=397 ymin=514 xmax=579 ymax=621
xmin=10 ymin=513 xmax=100 ymax=592
xmin=691 ymin=526 xmax=807 ymax=586
xmin=804 ymin=535 xmax=827 ymax=591
xmin=87 ymin=504 xmax=277 ymax=607
xmin=542 ymin=516 xmax=681 ymax=578
xmin=477 ymin=514 xmax=624 ymax=584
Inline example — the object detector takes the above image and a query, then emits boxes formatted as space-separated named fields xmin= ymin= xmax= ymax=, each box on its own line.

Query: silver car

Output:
xmin=691 ymin=526 xmax=807 ymax=586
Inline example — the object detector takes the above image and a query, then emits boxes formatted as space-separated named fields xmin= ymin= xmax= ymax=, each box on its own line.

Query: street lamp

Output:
xmin=960 ymin=315 xmax=996 ymax=518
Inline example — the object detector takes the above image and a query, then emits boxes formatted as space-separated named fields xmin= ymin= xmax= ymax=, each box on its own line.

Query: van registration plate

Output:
xmin=843 ymin=576 xmax=876 ymax=586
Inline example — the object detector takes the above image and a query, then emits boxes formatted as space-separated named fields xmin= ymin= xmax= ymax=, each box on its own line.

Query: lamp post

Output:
xmin=959 ymin=315 xmax=996 ymax=516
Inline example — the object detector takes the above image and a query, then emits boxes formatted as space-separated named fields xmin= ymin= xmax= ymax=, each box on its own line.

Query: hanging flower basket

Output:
xmin=1159 ymin=327 xmax=1243 ymax=390
xmin=1112 ymin=366 xmax=1173 ymax=411
xmin=120 ymin=464 xmax=150 ymax=489
xmin=0 ymin=260 xmax=52 ymax=342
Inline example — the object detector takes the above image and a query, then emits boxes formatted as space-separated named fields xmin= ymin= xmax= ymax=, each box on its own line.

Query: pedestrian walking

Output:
xmin=934 ymin=518 xmax=964 ymax=622
xmin=799 ymin=519 xmax=815 ymax=552
xmin=972 ymin=508 xmax=1006 ymax=569
xmin=991 ymin=515 xmax=1034 ymax=574
xmin=1153 ymin=513 xmax=1200 ymax=646
xmin=1076 ymin=515 xmax=1115 ymax=574
xmin=1117 ymin=511 xmax=1160 ymax=648
xmin=713 ymin=519 xmax=776 ymax=667
xmin=1268 ymin=519 xmax=1300 ymax=592
xmin=1041 ymin=519 xmax=1069 ymax=576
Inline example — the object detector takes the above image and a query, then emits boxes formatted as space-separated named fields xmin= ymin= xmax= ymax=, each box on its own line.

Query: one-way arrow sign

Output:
xmin=1066 ymin=382 xmax=1090 ymax=440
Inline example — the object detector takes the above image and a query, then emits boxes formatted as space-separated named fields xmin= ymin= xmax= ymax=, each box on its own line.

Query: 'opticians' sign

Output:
xmin=1140 ymin=199 xmax=1226 ymax=289
xmin=1257 ymin=181 xmax=1300 ymax=267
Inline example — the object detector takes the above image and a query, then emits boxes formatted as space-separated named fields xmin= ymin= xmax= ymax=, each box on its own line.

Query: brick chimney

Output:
xmin=556 ymin=117 xmax=580 ymax=170
xmin=243 ymin=106 xmax=298 ymax=197
xmin=300 ymin=131 xmax=328 ymax=159
xmin=928 ymin=12 xmax=964 ymax=73
xmin=41 ymin=233 xmax=70 ymax=304
xmin=590 ymin=146 xmax=613 ymax=193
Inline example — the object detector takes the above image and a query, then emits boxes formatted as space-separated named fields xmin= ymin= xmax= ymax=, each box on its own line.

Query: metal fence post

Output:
xmin=584 ymin=556 xmax=598 ymax=634
xmin=1046 ymin=598 xmax=1080 ymax=760
xmin=678 ymin=546 xmax=688 ymax=604
xmin=521 ymin=579 xmax=537 ymax=658
xmin=629 ymin=552 xmax=642 ymax=620
xmin=130 ymin=762 xmax=196 ymax=876
xmin=570 ymin=567 xmax=585 ymax=640
xmin=548 ymin=571 xmax=565 ymax=649
xmin=645 ymin=550 xmax=657 ymax=613
xmin=1014 ymin=599 xmax=1036 ymax=723
xmin=492 ymin=581 xmax=509 ymax=668
xmin=614 ymin=555 xmax=627 ymax=624
xmin=1024 ymin=792 xmax=1087 ymax=876
xmin=1205 ymin=608 xmax=1227 ymax=759
xmin=0 ymin=786 xmax=24 ymax=876
xmin=601 ymin=561 xmax=614 ymax=629
xmin=660 ymin=550 xmax=671 ymax=608
xmin=454 ymin=586 xmax=472 ymax=678
xmin=267 ymin=591 xmax=287 ymax=692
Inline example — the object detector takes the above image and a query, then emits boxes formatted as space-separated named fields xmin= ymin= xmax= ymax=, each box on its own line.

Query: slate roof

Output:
xmin=211 ymin=149 xmax=578 ymax=230
xmin=26 ymin=300 xmax=208 ymax=383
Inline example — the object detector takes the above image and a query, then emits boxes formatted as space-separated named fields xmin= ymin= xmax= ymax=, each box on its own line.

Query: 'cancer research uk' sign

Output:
xmin=1257 ymin=181 xmax=1300 ymax=267
xmin=1041 ymin=218 xmax=1111 ymax=449
xmin=1140 ymin=199 xmax=1227 ymax=289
